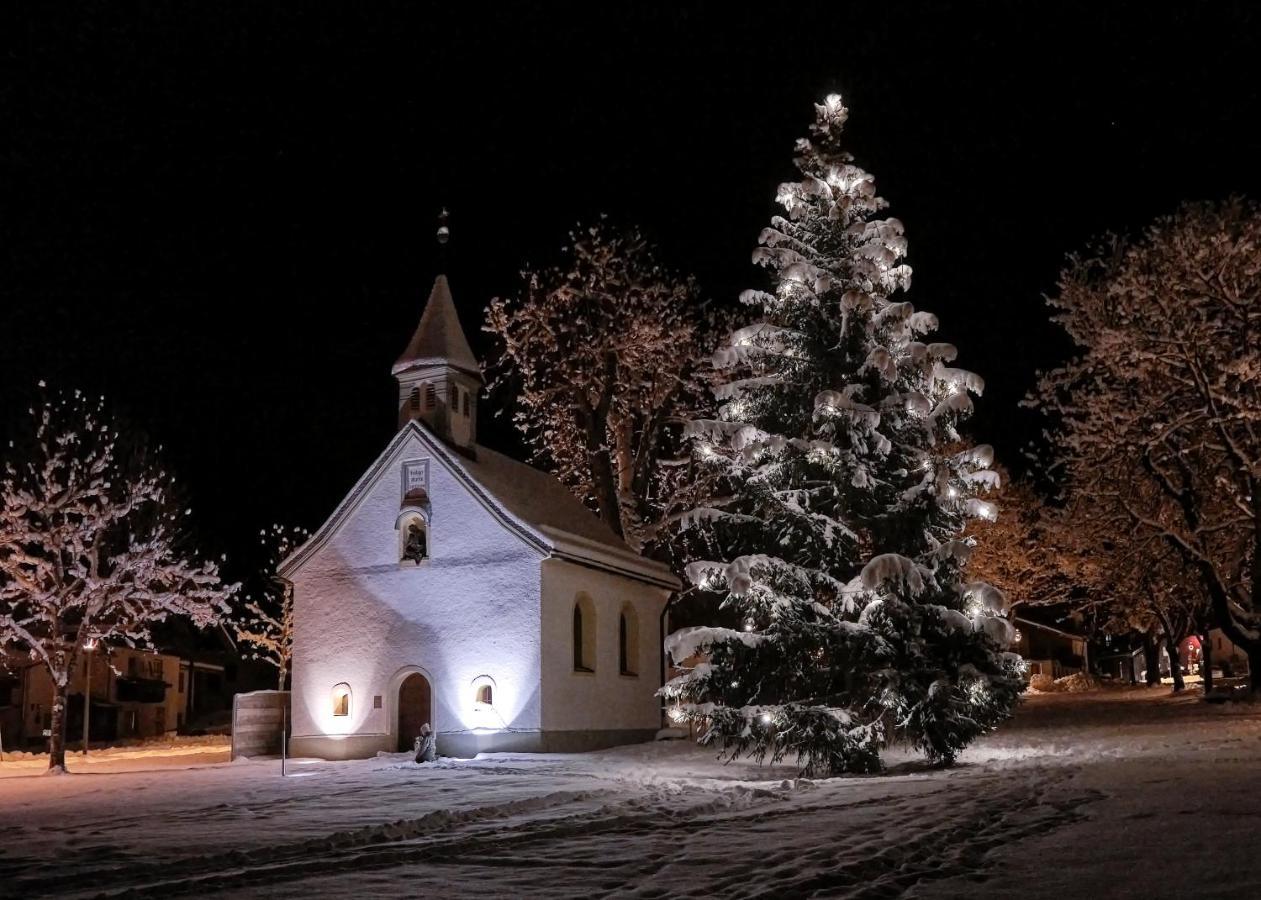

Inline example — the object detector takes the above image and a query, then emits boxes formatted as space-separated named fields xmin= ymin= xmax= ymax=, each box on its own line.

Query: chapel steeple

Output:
xmin=392 ymin=212 xmax=482 ymax=449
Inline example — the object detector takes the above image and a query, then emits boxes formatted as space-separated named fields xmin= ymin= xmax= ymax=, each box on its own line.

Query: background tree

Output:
xmin=231 ymin=524 xmax=307 ymax=691
xmin=485 ymin=221 xmax=726 ymax=548
xmin=662 ymin=95 xmax=1022 ymax=775
xmin=0 ymin=387 xmax=234 ymax=772
xmin=964 ymin=472 xmax=1080 ymax=613
xmin=1033 ymin=199 xmax=1261 ymax=690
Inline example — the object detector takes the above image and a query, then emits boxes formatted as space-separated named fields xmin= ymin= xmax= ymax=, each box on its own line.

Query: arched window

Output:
xmin=462 ymin=390 xmax=471 ymax=417
xmin=331 ymin=683 xmax=352 ymax=717
xmin=400 ymin=514 xmax=429 ymax=564
xmin=573 ymin=593 xmax=596 ymax=672
xmin=619 ymin=604 xmax=639 ymax=676
xmin=409 ymin=386 xmax=420 ymax=411
xmin=424 ymin=383 xmax=437 ymax=410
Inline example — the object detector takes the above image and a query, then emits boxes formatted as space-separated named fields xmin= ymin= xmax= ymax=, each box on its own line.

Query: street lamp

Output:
xmin=82 ymin=638 xmax=97 ymax=756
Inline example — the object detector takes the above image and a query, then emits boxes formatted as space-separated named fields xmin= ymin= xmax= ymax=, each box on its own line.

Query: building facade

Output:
xmin=283 ymin=275 xmax=678 ymax=760
xmin=2 ymin=646 xmax=188 ymax=749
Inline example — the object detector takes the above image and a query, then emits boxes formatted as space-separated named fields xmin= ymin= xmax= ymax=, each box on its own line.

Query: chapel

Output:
xmin=283 ymin=270 xmax=677 ymax=759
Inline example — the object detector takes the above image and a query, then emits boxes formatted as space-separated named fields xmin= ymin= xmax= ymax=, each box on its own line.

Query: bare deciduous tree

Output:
xmin=485 ymin=221 xmax=727 ymax=548
xmin=232 ymin=524 xmax=307 ymax=691
xmin=0 ymin=387 xmax=235 ymax=771
xmin=1033 ymin=199 xmax=1261 ymax=689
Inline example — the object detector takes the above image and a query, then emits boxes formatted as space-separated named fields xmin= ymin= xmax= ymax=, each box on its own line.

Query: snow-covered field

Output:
xmin=2 ymin=690 xmax=1259 ymax=898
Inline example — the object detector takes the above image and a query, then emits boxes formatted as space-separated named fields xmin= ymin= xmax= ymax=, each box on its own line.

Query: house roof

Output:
xmin=279 ymin=421 xmax=679 ymax=590
xmin=1013 ymin=615 xmax=1085 ymax=641
xmin=391 ymin=275 xmax=481 ymax=378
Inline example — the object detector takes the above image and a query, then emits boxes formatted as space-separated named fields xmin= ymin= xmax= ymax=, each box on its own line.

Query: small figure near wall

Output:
xmin=413 ymin=723 xmax=437 ymax=763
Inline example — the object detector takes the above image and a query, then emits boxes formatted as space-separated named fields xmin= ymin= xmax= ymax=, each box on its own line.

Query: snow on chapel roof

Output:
xmin=460 ymin=442 xmax=628 ymax=552
xmin=392 ymin=275 xmax=481 ymax=378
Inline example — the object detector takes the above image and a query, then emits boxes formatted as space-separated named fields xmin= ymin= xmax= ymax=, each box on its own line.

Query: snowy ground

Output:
xmin=2 ymin=690 xmax=1260 ymax=899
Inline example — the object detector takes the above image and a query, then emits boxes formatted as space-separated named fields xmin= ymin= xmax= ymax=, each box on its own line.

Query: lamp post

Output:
xmin=82 ymin=638 xmax=97 ymax=756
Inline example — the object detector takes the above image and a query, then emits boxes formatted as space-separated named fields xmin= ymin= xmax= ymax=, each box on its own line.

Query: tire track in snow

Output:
xmin=15 ymin=788 xmax=617 ymax=899
xmin=35 ymin=778 xmax=805 ymax=898
xmin=10 ymin=764 xmax=1105 ymax=899
xmin=745 ymin=766 xmax=1106 ymax=898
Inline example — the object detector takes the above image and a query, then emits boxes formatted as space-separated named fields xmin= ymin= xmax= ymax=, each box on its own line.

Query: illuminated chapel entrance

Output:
xmin=396 ymin=672 xmax=433 ymax=752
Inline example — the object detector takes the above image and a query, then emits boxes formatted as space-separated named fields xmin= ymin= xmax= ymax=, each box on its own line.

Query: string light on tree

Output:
xmin=661 ymin=94 xmax=1023 ymax=776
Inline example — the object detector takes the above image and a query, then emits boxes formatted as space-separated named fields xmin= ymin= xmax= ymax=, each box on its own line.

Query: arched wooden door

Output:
xmin=397 ymin=672 xmax=433 ymax=752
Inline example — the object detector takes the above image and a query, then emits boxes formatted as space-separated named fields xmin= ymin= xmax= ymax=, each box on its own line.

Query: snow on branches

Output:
xmin=484 ymin=221 xmax=730 ymax=548
xmin=662 ymin=95 xmax=1022 ymax=775
xmin=1031 ymin=198 xmax=1261 ymax=689
xmin=0 ymin=386 xmax=235 ymax=771
xmin=231 ymin=524 xmax=307 ymax=691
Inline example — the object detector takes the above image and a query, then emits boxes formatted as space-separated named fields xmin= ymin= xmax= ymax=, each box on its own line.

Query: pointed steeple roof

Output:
xmin=391 ymin=275 xmax=481 ymax=378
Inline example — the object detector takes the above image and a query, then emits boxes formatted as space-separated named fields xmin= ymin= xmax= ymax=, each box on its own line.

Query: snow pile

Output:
xmin=1033 ymin=672 xmax=1100 ymax=693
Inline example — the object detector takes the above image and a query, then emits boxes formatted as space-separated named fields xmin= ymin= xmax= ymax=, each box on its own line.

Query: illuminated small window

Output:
xmin=476 ymin=684 xmax=493 ymax=705
xmin=332 ymin=683 xmax=351 ymax=717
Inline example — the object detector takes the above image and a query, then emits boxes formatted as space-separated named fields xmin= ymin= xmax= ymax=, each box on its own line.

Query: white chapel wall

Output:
xmin=539 ymin=558 xmax=670 ymax=735
xmin=290 ymin=431 xmax=544 ymax=756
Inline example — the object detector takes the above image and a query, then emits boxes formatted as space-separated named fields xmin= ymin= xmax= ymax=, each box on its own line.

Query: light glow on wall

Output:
xmin=325 ymin=682 xmax=353 ymax=734
xmin=464 ymin=673 xmax=506 ymax=733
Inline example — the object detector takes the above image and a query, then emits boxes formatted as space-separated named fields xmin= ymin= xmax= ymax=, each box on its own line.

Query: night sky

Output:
xmin=3 ymin=3 xmax=1259 ymax=578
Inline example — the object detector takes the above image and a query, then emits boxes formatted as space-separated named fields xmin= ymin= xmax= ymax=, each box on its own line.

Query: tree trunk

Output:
xmin=587 ymin=444 xmax=623 ymax=537
xmin=1142 ymin=633 xmax=1160 ymax=686
xmin=1249 ymin=646 xmax=1261 ymax=694
xmin=1199 ymin=631 xmax=1214 ymax=696
xmin=1163 ymin=632 xmax=1185 ymax=692
xmin=1193 ymin=558 xmax=1261 ymax=692
xmin=48 ymin=681 xmax=68 ymax=772
xmin=575 ymin=389 xmax=624 ymax=539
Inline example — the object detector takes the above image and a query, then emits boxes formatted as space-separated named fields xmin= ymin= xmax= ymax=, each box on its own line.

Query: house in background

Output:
xmin=1193 ymin=630 xmax=1250 ymax=678
xmin=1012 ymin=614 xmax=1088 ymax=680
xmin=3 ymin=646 xmax=187 ymax=749
xmin=283 ymin=273 xmax=679 ymax=761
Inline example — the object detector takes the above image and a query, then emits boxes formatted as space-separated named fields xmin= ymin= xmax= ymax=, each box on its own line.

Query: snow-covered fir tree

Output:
xmin=231 ymin=524 xmax=307 ymax=691
xmin=0 ymin=386 xmax=235 ymax=772
xmin=662 ymin=95 xmax=1023 ymax=775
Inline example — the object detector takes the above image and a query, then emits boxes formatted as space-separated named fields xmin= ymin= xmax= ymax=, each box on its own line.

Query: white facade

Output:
xmin=284 ymin=276 xmax=677 ymax=760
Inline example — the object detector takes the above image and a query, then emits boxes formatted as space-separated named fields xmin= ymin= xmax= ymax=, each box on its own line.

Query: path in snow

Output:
xmin=1 ymin=689 xmax=1259 ymax=898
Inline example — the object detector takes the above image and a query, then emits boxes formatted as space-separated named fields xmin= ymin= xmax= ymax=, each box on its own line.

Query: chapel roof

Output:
xmin=279 ymin=420 xmax=678 ymax=589
xmin=391 ymin=275 xmax=481 ymax=378
xmin=459 ymin=442 xmax=628 ymax=553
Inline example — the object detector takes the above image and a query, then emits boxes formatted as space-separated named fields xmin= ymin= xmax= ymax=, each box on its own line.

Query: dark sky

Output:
xmin=3 ymin=3 xmax=1259 ymax=577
